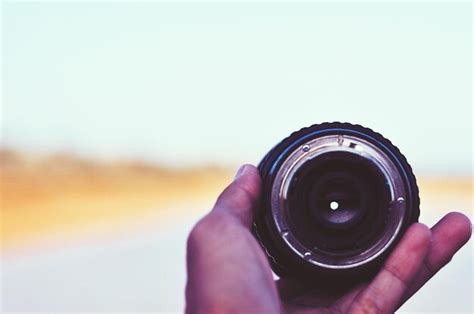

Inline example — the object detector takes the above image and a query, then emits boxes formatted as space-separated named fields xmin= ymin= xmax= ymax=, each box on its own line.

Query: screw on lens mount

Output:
xmin=253 ymin=122 xmax=419 ymax=284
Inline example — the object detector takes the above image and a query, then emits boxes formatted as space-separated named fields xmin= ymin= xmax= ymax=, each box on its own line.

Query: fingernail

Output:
xmin=234 ymin=165 xmax=248 ymax=180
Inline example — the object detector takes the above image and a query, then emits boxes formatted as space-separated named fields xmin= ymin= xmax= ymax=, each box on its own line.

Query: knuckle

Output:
xmin=186 ymin=213 xmax=234 ymax=252
xmin=226 ymin=184 xmax=256 ymax=209
xmin=384 ymin=264 xmax=406 ymax=287
xmin=354 ymin=298 xmax=384 ymax=314
xmin=187 ymin=216 xmax=214 ymax=250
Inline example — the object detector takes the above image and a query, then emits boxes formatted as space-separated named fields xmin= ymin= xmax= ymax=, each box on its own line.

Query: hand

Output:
xmin=185 ymin=164 xmax=472 ymax=313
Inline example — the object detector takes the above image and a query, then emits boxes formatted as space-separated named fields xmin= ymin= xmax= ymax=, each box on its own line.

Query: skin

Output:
xmin=185 ymin=164 xmax=472 ymax=314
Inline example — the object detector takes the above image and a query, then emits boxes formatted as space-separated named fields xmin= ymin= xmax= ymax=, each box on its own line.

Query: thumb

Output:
xmin=212 ymin=164 xmax=261 ymax=228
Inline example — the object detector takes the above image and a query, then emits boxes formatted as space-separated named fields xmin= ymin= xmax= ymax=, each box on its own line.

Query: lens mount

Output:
xmin=253 ymin=122 xmax=419 ymax=281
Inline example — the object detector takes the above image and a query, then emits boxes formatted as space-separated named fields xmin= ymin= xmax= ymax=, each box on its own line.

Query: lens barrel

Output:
xmin=253 ymin=122 xmax=419 ymax=283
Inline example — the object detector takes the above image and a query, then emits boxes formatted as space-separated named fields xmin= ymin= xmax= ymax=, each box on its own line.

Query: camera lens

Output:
xmin=253 ymin=122 xmax=419 ymax=282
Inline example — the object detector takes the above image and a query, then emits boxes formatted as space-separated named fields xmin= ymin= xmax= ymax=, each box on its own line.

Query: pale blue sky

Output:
xmin=2 ymin=2 xmax=472 ymax=174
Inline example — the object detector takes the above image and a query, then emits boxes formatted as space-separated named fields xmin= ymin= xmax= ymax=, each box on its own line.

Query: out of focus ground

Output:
xmin=1 ymin=149 xmax=232 ymax=250
xmin=1 ymin=150 xmax=472 ymax=312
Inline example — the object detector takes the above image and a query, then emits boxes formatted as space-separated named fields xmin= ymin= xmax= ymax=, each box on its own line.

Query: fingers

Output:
xmin=349 ymin=223 xmax=432 ymax=314
xmin=212 ymin=164 xmax=261 ymax=227
xmin=185 ymin=165 xmax=278 ymax=313
xmin=401 ymin=212 xmax=472 ymax=303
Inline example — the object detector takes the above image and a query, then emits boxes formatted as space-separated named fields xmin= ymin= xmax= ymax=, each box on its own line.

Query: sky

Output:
xmin=1 ymin=2 xmax=472 ymax=174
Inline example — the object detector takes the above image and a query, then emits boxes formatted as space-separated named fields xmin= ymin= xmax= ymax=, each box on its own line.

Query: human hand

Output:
xmin=185 ymin=164 xmax=471 ymax=313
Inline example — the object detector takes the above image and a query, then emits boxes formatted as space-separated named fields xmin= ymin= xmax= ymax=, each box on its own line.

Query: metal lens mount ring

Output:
xmin=270 ymin=135 xmax=407 ymax=269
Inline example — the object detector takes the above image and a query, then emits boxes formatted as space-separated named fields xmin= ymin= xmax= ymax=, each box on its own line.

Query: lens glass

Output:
xmin=287 ymin=151 xmax=390 ymax=258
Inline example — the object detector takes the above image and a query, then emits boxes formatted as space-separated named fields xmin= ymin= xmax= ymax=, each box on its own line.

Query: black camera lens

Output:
xmin=253 ymin=122 xmax=419 ymax=282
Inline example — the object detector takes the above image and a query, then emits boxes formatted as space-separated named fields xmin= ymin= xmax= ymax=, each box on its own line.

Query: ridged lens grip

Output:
xmin=253 ymin=122 xmax=420 ymax=283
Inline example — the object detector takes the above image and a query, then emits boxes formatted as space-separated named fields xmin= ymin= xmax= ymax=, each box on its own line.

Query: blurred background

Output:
xmin=1 ymin=1 xmax=472 ymax=313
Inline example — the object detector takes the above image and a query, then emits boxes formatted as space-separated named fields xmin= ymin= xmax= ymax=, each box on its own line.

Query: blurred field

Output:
xmin=0 ymin=149 xmax=233 ymax=250
xmin=1 ymin=148 xmax=472 ymax=251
